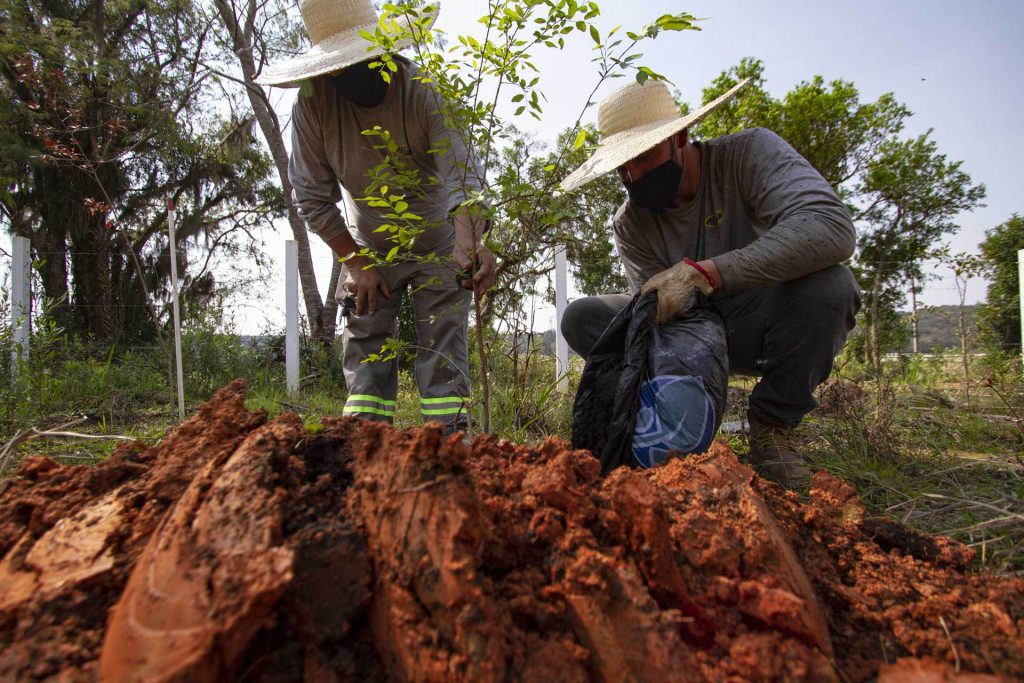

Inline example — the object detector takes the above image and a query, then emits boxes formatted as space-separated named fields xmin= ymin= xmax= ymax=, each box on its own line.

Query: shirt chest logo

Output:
xmin=704 ymin=210 xmax=725 ymax=229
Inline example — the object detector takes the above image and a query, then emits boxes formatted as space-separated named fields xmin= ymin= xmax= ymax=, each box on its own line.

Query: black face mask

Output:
xmin=332 ymin=60 xmax=389 ymax=108
xmin=625 ymin=155 xmax=683 ymax=212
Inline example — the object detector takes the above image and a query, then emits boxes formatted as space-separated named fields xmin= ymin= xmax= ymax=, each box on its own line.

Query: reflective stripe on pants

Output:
xmin=340 ymin=257 xmax=471 ymax=426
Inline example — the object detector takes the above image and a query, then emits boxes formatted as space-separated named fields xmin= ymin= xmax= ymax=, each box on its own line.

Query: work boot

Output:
xmin=746 ymin=413 xmax=813 ymax=491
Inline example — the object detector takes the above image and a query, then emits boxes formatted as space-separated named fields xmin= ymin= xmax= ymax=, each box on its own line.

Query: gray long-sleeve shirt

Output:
xmin=288 ymin=62 xmax=486 ymax=256
xmin=613 ymin=128 xmax=856 ymax=293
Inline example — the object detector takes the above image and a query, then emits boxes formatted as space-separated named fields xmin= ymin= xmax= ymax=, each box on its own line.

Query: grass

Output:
xmin=803 ymin=394 xmax=1024 ymax=575
xmin=2 ymin=327 xmax=1021 ymax=574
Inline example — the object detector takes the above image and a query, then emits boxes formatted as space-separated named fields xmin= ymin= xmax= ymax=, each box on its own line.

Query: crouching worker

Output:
xmin=259 ymin=0 xmax=495 ymax=433
xmin=558 ymin=77 xmax=860 ymax=490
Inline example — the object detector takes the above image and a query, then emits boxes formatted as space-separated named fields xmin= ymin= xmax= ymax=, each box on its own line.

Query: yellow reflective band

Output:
xmin=343 ymin=406 xmax=395 ymax=417
xmin=346 ymin=394 xmax=396 ymax=406
xmin=419 ymin=396 xmax=469 ymax=405
xmin=422 ymin=407 xmax=468 ymax=416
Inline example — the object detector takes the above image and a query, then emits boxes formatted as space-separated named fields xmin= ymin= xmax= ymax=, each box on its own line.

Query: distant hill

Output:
xmin=901 ymin=305 xmax=980 ymax=352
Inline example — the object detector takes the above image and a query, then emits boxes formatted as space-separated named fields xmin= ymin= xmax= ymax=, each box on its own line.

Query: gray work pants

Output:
xmin=339 ymin=258 xmax=471 ymax=427
xmin=561 ymin=265 xmax=861 ymax=427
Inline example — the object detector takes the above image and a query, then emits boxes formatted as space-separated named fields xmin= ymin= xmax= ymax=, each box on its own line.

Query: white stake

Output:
xmin=1018 ymin=248 xmax=1023 ymax=368
xmin=11 ymin=235 xmax=31 ymax=372
xmin=285 ymin=240 xmax=299 ymax=395
xmin=167 ymin=199 xmax=185 ymax=422
xmin=555 ymin=244 xmax=568 ymax=393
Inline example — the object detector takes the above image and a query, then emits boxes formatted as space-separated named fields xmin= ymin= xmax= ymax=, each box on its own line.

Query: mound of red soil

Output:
xmin=1 ymin=381 xmax=1021 ymax=681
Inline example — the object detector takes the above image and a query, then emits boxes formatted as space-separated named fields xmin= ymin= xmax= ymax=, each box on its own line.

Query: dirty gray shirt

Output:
xmin=613 ymin=128 xmax=856 ymax=294
xmin=289 ymin=63 xmax=486 ymax=256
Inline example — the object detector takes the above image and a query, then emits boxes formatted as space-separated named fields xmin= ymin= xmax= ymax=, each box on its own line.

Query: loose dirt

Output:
xmin=1 ymin=380 xmax=1021 ymax=681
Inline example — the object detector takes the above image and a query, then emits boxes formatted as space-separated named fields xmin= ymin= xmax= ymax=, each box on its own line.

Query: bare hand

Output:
xmin=344 ymin=258 xmax=391 ymax=316
xmin=454 ymin=243 xmax=497 ymax=298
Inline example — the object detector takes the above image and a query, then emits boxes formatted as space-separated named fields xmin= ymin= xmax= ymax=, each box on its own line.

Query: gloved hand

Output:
xmin=640 ymin=258 xmax=718 ymax=323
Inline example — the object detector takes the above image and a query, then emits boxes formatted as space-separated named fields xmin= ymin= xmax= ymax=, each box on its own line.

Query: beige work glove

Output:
xmin=640 ymin=258 xmax=717 ymax=324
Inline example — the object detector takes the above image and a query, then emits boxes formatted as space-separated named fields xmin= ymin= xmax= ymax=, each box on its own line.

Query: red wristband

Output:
xmin=683 ymin=258 xmax=718 ymax=292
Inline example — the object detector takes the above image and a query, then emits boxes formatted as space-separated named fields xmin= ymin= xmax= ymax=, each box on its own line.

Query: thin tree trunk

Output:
xmin=474 ymin=295 xmax=490 ymax=433
xmin=956 ymin=278 xmax=971 ymax=410
xmin=870 ymin=270 xmax=882 ymax=380
xmin=213 ymin=0 xmax=337 ymax=344
xmin=959 ymin=306 xmax=970 ymax=409
xmin=909 ymin=273 xmax=919 ymax=354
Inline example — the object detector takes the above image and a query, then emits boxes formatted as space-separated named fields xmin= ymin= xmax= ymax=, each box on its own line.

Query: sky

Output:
xmin=208 ymin=0 xmax=1024 ymax=333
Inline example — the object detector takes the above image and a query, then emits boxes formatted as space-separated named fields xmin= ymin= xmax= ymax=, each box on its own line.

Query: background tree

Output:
xmin=0 ymin=0 xmax=279 ymax=345
xmin=978 ymin=213 xmax=1024 ymax=352
xmin=855 ymin=134 xmax=985 ymax=370
xmin=210 ymin=0 xmax=342 ymax=345
xmin=692 ymin=58 xmax=909 ymax=196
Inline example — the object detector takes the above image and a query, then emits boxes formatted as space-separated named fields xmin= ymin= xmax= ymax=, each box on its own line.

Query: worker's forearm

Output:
xmin=326 ymin=233 xmax=371 ymax=269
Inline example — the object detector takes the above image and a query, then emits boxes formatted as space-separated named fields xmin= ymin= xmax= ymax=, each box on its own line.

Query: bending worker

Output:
xmin=558 ymin=77 xmax=860 ymax=490
xmin=259 ymin=0 xmax=494 ymax=432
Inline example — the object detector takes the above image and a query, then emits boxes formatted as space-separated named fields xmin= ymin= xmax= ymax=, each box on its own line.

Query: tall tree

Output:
xmin=210 ymin=0 xmax=341 ymax=344
xmin=692 ymin=58 xmax=910 ymax=194
xmin=856 ymin=133 xmax=985 ymax=368
xmin=0 ymin=0 xmax=280 ymax=344
xmin=978 ymin=213 xmax=1024 ymax=352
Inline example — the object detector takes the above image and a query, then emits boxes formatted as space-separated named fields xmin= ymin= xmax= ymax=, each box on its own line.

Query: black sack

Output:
xmin=571 ymin=292 xmax=728 ymax=475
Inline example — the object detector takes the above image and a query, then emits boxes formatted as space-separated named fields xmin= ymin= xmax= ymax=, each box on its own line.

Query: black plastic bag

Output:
xmin=571 ymin=292 xmax=728 ymax=474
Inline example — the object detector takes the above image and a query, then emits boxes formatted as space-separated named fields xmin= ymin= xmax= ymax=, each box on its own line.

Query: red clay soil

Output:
xmin=0 ymin=380 xmax=1021 ymax=682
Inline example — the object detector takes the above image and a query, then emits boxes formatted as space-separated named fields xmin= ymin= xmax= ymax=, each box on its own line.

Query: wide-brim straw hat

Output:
xmin=257 ymin=0 xmax=438 ymax=88
xmin=558 ymin=78 xmax=749 ymax=193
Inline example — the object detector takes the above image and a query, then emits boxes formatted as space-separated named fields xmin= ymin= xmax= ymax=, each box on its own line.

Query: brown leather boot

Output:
xmin=746 ymin=414 xmax=813 ymax=491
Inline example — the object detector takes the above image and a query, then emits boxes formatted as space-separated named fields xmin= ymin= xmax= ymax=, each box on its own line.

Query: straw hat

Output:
xmin=558 ymin=77 xmax=749 ymax=193
xmin=257 ymin=0 xmax=438 ymax=87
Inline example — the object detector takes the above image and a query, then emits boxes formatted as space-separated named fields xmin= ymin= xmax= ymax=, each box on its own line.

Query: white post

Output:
xmin=1018 ymin=248 xmax=1023 ymax=364
xmin=285 ymin=240 xmax=299 ymax=395
xmin=11 ymin=235 xmax=31 ymax=370
xmin=554 ymin=244 xmax=568 ymax=393
xmin=167 ymin=199 xmax=186 ymax=422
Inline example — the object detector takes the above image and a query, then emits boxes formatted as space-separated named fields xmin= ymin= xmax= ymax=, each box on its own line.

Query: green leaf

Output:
xmin=574 ymin=129 xmax=586 ymax=148
xmin=589 ymin=24 xmax=600 ymax=44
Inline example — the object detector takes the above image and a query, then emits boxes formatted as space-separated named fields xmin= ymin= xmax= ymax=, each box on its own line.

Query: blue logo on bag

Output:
xmin=632 ymin=374 xmax=716 ymax=468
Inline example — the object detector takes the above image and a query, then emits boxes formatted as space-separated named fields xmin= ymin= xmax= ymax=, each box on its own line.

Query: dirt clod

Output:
xmin=1 ymin=381 xmax=1021 ymax=681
